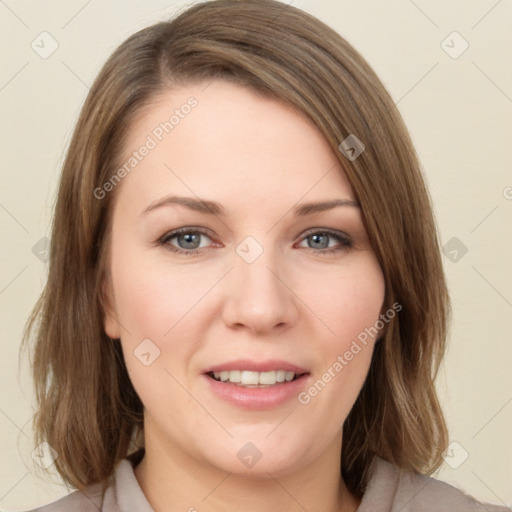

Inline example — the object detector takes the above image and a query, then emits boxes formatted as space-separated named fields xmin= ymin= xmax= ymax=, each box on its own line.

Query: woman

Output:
xmin=20 ymin=0 xmax=508 ymax=510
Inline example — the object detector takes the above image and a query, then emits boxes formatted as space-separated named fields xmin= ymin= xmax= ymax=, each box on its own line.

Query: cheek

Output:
xmin=109 ymin=245 xmax=221 ymax=403
xmin=302 ymin=256 xmax=384 ymax=405
xmin=110 ymin=244 xmax=211 ymax=341
xmin=110 ymin=252 xmax=204 ymax=412
xmin=313 ymin=255 xmax=385 ymax=350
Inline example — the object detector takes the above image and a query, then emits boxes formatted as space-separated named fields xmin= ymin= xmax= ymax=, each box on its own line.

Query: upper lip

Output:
xmin=203 ymin=359 xmax=309 ymax=375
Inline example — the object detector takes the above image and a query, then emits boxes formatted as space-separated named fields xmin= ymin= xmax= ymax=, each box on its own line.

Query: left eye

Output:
xmin=297 ymin=231 xmax=351 ymax=252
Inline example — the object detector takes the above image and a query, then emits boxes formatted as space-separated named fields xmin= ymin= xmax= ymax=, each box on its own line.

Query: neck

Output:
xmin=133 ymin=431 xmax=361 ymax=512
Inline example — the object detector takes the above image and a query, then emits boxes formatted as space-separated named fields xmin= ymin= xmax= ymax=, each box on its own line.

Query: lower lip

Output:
xmin=203 ymin=374 xmax=310 ymax=410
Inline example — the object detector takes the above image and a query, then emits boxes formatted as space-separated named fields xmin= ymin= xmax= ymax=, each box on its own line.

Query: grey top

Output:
xmin=24 ymin=452 xmax=509 ymax=511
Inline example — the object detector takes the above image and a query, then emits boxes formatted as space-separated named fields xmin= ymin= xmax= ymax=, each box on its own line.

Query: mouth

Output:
xmin=202 ymin=359 xmax=310 ymax=409
xmin=206 ymin=369 xmax=307 ymax=388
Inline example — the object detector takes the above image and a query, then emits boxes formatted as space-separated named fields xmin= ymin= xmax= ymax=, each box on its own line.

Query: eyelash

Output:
xmin=156 ymin=227 xmax=353 ymax=257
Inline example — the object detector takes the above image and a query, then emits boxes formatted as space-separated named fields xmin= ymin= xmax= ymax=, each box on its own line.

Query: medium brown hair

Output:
xmin=21 ymin=0 xmax=450 ymax=498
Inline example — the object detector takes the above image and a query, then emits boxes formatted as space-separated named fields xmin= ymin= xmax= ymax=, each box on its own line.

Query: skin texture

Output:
xmin=103 ymin=80 xmax=385 ymax=512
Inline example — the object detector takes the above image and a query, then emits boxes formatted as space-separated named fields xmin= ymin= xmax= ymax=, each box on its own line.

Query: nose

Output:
xmin=221 ymin=247 xmax=300 ymax=336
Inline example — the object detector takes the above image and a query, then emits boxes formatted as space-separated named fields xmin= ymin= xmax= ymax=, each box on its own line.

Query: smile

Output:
xmin=202 ymin=359 xmax=310 ymax=408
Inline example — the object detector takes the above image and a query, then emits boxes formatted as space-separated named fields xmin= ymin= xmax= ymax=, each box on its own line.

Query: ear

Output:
xmin=101 ymin=273 xmax=121 ymax=339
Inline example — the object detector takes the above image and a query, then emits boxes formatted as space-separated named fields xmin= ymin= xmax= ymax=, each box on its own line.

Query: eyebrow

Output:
xmin=141 ymin=195 xmax=360 ymax=217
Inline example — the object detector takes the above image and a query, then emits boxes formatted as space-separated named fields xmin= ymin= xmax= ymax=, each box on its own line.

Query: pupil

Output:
xmin=310 ymin=233 xmax=328 ymax=249
xmin=180 ymin=233 xmax=200 ymax=249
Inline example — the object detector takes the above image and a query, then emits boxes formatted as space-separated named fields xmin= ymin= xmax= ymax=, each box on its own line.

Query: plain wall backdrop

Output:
xmin=1 ymin=0 xmax=511 ymax=509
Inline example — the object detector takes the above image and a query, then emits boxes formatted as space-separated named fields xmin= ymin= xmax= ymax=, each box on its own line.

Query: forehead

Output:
xmin=114 ymin=80 xmax=355 ymax=216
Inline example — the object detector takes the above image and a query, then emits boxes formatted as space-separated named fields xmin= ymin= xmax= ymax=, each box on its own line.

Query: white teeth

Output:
xmin=276 ymin=370 xmax=286 ymax=382
xmin=228 ymin=370 xmax=241 ymax=383
xmin=241 ymin=371 xmax=260 ymax=385
xmin=211 ymin=370 xmax=298 ymax=386
xmin=258 ymin=371 xmax=276 ymax=385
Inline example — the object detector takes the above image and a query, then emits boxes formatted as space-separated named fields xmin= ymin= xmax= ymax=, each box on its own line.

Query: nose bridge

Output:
xmin=222 ymin=236 xmax=297 ymax=333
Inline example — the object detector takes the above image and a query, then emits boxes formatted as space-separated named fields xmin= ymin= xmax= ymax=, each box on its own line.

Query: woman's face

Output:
xmin=104 ymin=80 xmax=385 ymax=476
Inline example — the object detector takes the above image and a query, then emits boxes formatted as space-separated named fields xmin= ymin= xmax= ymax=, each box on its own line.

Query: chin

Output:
xmin=202 ymin=436 xmax=312 ymax=477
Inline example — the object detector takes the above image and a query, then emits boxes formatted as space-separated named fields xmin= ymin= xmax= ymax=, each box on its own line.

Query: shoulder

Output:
xmin=20 ymin=482 xmax=105 ymax=512
xmin=20 ymin=454 xmax=151 ymax=512
xmin=21 ymin=481 xmax=106 ymax=512
xmin=360 ymin=455 xmax=509 ymax=512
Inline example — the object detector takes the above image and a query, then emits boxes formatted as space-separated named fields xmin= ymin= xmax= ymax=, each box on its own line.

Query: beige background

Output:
xmin=1 ymin=0 xmax=511 ymax=509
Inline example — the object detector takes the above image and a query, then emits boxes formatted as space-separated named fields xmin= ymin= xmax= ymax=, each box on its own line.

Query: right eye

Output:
xmin=158 ymin=228 xmax=216 ymax=256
